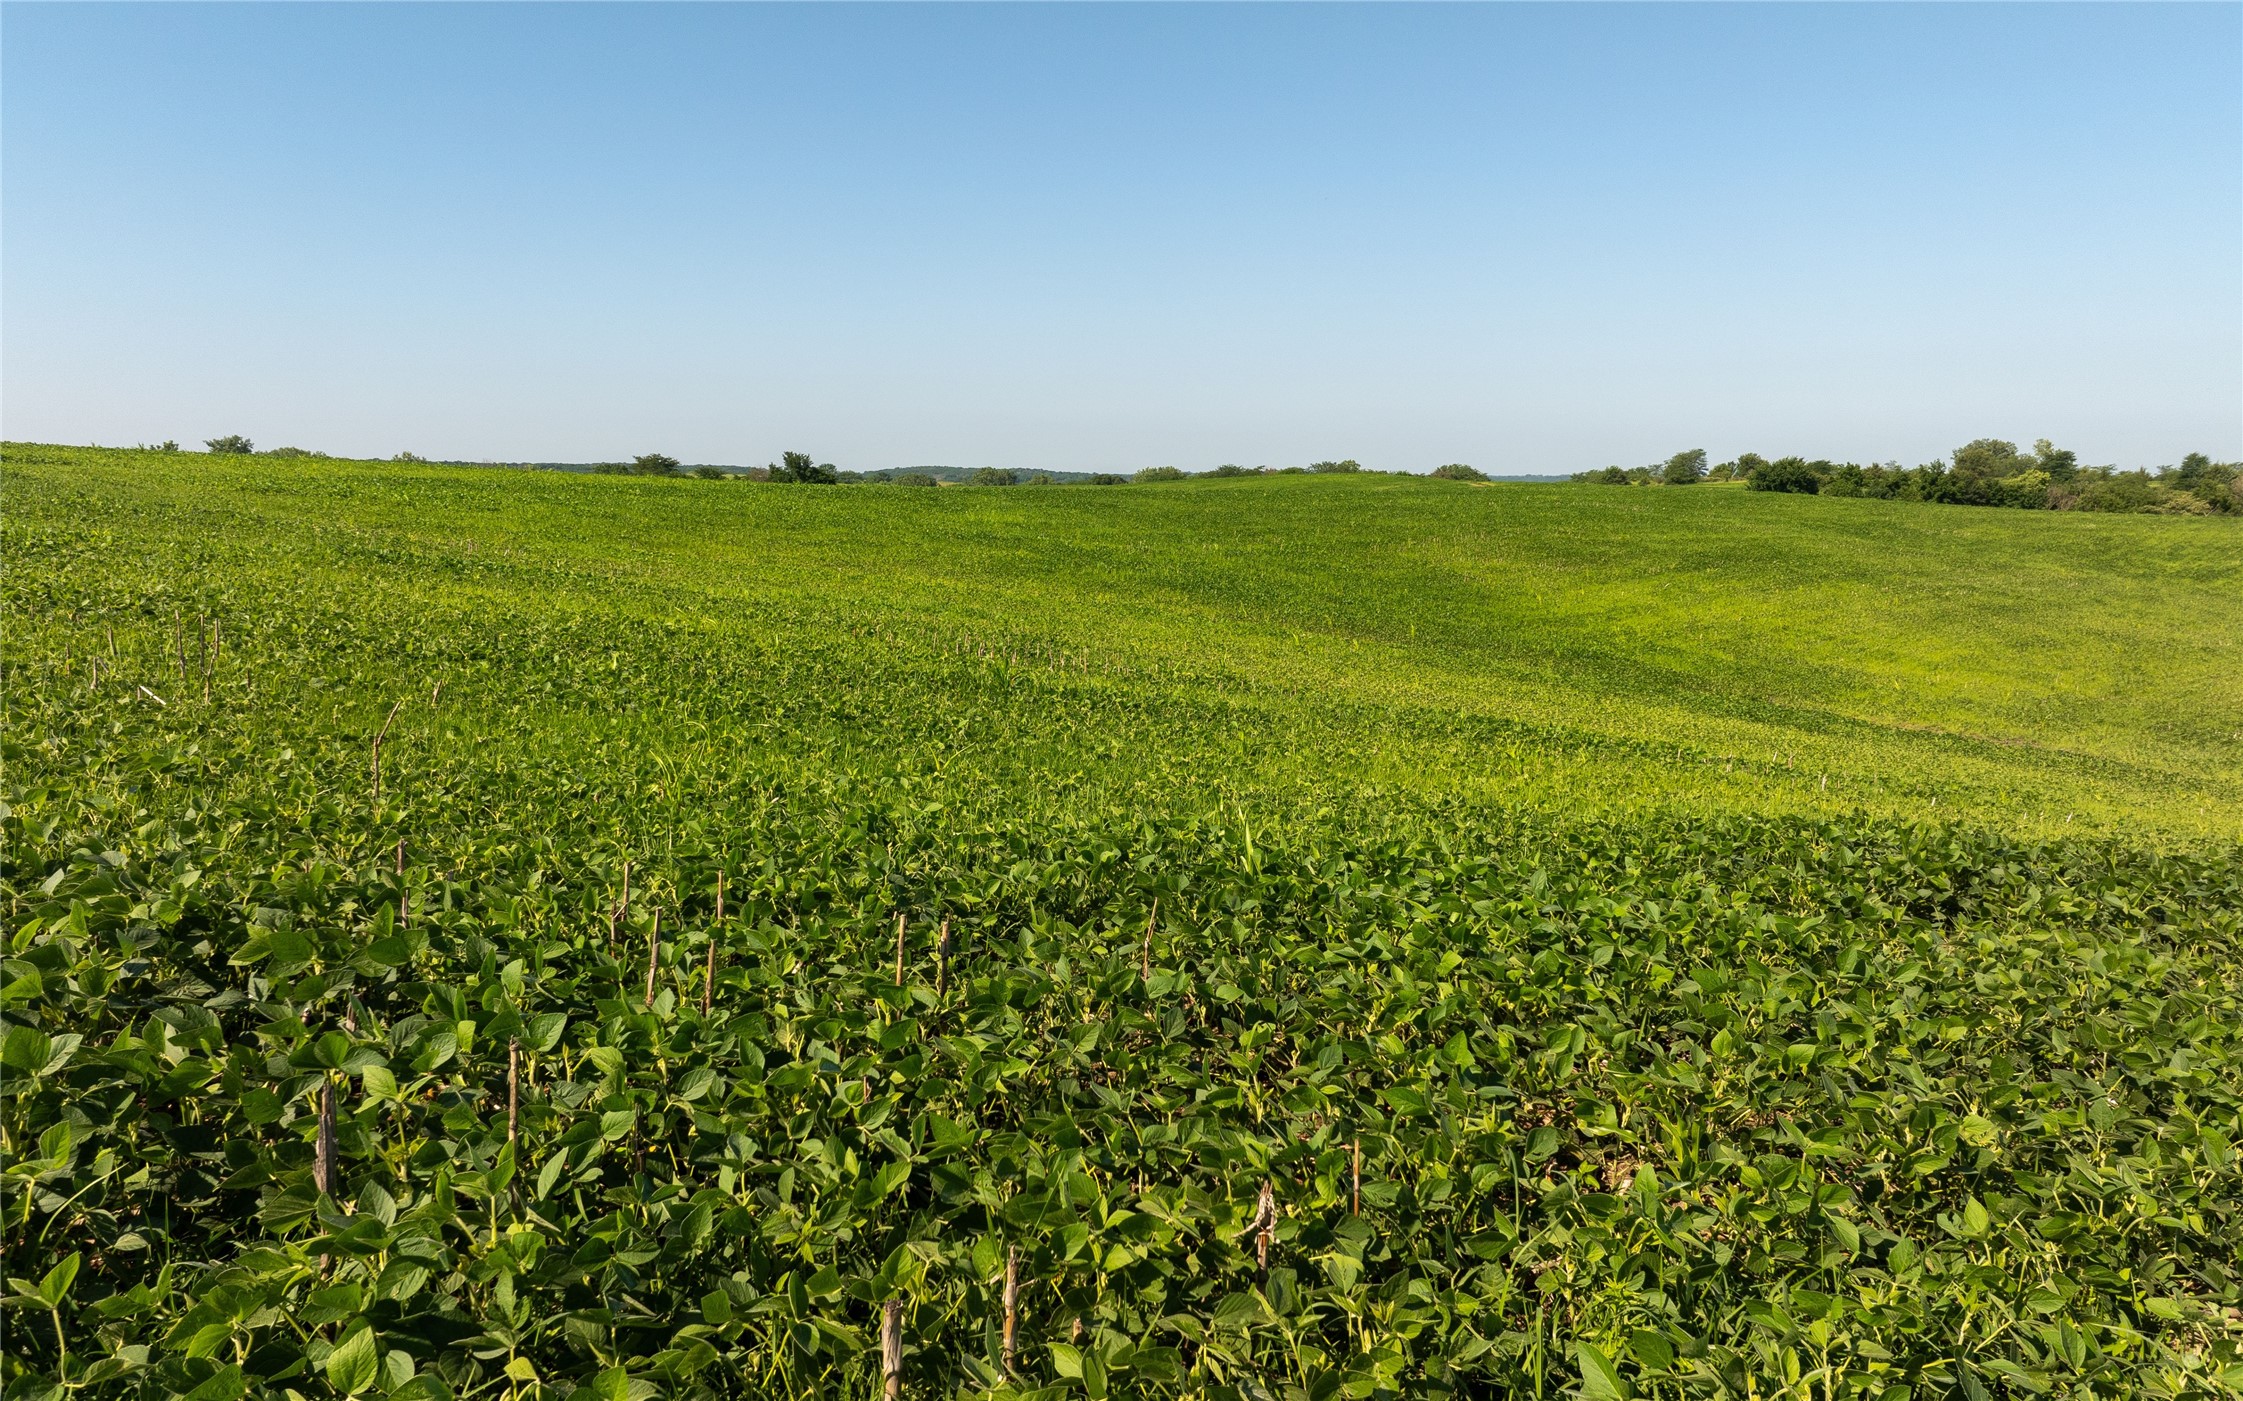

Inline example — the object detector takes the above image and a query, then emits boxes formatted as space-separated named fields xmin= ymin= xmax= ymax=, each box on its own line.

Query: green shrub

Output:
xmin=970 ymin=467 xmax=1020 ymax=486
xmin=2069 ymin=472 xmax=2165 ymax=512
xmin=1991 ymin=470 xmax=2050 ymax=509
xmin=1950 ymin=437 xmax=2029 ymax=479
xmin=2168 ymin=453 xmax=2240 ymax=512
xmin=771 ymin=451 xmax=838 ymax=485
xmin=1429 ymin=463 xmax=1487 ymax=482
xmin=1134 ymin=465 xmax=1185 ymax=482
xmin=1821 ymin=463 xmax=1866 ymax=497
xmin=1660 ymin=449 xmax=1706 ymax=485
xmin=2144 ymin=490 xmax=2216 ymax=515
xmin=1086 ymin=472 xmax=1127 ymax=486
xmin=1747 ymin=456 xmax=1822 ymax=494
xmin=892 ymin=471 xmax=939 ymax=487
xmin=1308 ymin=459 xmax=1361 ymax=473
xmin=203 ymin=435 xmax=254 ymax=454
xmin=2034 ymin=438 xmax=2081 ymax=481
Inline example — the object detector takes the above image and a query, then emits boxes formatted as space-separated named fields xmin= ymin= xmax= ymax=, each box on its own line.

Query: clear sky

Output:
xmin=4 ymin=3 xmax=2237 ymax=474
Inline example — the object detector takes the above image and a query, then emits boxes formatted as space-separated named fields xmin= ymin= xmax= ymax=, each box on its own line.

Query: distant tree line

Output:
xmin=181 ymin=432 xmax=2234 ymax=513
xmin=184 ymin=437 xmax=1511 ymax=489
xmin=1574 ymin=440 xmax=2239 ymax=515
xmin=770 ymin=457 xmax=1416 ymax=486
xmin=202 ymin=436 xmax=334 ymax=460
xmin=1124 ymin=460 xmax=1381 ymax=483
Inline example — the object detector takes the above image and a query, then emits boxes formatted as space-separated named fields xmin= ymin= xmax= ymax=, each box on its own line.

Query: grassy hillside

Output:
xmin=7 ymin=443 xmax=2240 ymax=838
xmin=5 ymin=444 xmax=2241 ymax=1401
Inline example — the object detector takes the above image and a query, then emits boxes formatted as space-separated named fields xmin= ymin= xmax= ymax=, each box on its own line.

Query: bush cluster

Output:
xmin=768 ymin=452 xmax=839 ymax=485
xmin=1577 ymin=441 xmax=2240 ymax=515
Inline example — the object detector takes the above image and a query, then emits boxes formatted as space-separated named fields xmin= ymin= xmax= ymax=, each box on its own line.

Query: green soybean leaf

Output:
xmin=1828 ymin=1214 xmax=1861 ymax=1253
xmin=1575 ymin=1340 xmax=1632 ymax=1401
xmin=180 ymin=1365 xmax=247 ymax=1401
xmin=1963 ymin=1198 xmax=1991 ymax=1238
xmin=1626 ymin=1329 xmax=1674 ymax=1371
xmin=1 ymin=1026 xmax=51 ymax=1073
xmin=326 ymin=1323 xmax=381 ymax=1396
xmin=37 ymin=1253 xmax=80 ymax=1307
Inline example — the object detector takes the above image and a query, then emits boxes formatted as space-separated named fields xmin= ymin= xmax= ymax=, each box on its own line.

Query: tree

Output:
xmin=1308 ymin=459 xmax=1361 ymax=473
xmin=1087 ymin=473 xmax=1127 ymax=486
xmin=632 ymin=453 xmax=683 ymax=476
xmin=893 ymin=471 xmax=938 ymax=487
xmin=1661 ymin=449 xmax=1707 ymax=485
xmin=1747 ymin=456 xmax=1821 ymax=494
xmin=769 ymin=451 xmax=833 ymax=484
xmin=2071 ymin=472 xmax=2167 ymax=513
xmin=393 ymin=451 xmax=427 ymax=463
xmin=1950 ymin=439 xmax=2025 ymax=480
xmin=769 ymin=451 xmax=837 ymax=484
xmin=205 ymin=435 xmax=254 ymax=454
xmin=970 ymin=467 xmax=1019 ymax=486
xmin=1821 ymin=463 xmax=1866 ymax=497
xmin=2033 ymin=439 xmax=2079 ymax=481
xmin=693 ymin=466 xmax=727 ymax=480
xmin=1134 ymin=466 xmax=1185 ymax=482
xmin=1205 ymin=464 xmax=1252 ymax=478
xmin=1430 ymin=464 xmax=1487 ymax=482
xmin=1027 ymin=472 xmax=1055 ymax=486
xmin=2168 ymin=454 xmax=2237 ymax=512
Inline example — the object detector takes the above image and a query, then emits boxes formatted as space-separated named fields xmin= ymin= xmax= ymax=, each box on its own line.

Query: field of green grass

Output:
xmin=9 ymin=443 xmax=2240 ymax=839
xmin=5 ymin=443 xmax=2241 ymax=1401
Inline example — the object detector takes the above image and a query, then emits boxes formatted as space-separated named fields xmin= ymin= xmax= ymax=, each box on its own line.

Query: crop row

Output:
xmin=7 ymin=760 xmax=2242 ymax=1398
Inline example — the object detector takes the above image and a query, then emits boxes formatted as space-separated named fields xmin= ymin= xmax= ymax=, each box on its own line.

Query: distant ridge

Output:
xmin=493 ymin=462 xmax=1114 ymax=482
xmin=234 ymin=454 xmax=1574 ymax=483
xmin=891 ymin=465 xmax=1110 ymax=483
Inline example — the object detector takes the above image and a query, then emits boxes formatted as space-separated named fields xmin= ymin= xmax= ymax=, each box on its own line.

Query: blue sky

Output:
xmin=4 ymin=3 xmax=2237 ymax=473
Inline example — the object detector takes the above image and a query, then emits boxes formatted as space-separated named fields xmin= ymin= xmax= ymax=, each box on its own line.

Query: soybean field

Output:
xmin=4 ymin=443 xmax=2241 ymax=1401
